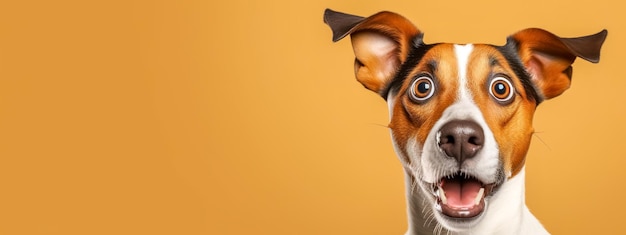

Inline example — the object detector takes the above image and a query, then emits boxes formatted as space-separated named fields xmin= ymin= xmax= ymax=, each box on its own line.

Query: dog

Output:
xmin=323 ymin=9 xmax=607 ymax=235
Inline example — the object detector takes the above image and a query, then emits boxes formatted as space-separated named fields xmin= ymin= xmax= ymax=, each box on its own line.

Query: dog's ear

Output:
xmin=508 ymin=28 xmax=607 ymax=100
xmin=324 ymin=9 xmax=420 ymax=96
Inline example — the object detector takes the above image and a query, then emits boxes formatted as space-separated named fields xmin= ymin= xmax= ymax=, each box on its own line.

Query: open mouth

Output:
xmin=432 ymin=172 xmax=497 ymax=219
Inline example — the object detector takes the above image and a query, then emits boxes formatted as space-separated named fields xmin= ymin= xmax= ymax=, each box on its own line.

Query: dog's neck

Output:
xmin=403 ymin=168 xmax=548 ymax=235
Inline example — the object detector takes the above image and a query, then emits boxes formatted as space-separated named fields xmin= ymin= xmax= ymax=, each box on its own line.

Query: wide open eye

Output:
xmin=409 ymin=76 xmax=435 ymax=102
xmin=489 ymin=76 xmax=514 ymax=103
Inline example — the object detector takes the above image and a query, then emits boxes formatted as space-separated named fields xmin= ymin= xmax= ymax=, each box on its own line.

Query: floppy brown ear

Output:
xmin=324 ymin=9 xmax=420 ymax=96
xmin=509 ymin=28 xmax=607 ymax=100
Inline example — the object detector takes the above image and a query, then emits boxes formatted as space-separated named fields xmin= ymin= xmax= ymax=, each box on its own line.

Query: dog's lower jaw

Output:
xmin=403 ymin=168 xmax=549 ymax=235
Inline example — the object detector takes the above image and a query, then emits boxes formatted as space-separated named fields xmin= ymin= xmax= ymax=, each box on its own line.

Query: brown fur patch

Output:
xmin=466 ymin=45 xmax=537 ymax=177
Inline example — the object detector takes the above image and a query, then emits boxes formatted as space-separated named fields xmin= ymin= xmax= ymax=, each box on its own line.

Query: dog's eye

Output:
xmin=489 ymin=77 xmax=514 ymax=103
xmin=409 ymin=76 xmax=435 ymax=102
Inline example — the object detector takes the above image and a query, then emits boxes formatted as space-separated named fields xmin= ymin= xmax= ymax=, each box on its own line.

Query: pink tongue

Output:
xmin=442 ymin=178 xmax=482 ymax=208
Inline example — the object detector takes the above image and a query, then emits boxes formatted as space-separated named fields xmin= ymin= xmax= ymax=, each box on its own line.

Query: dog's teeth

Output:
xmin=474 ymin=188 xmax=485 ymax=206
xmin=438 ymin=186 xmax=447 ymax=205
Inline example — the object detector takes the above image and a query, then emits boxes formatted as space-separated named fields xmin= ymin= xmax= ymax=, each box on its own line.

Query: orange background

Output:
xmin=0 ymin=0 xmax=624 ymax=234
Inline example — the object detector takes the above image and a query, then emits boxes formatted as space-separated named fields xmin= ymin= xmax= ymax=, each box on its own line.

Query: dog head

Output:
xmin=324 ymin=9 xmax=606 ymax=230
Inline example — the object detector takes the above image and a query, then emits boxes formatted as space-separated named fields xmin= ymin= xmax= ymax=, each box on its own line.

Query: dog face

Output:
xmin=387 ymin=43 xmax=536 ymax=228
xmin=324 ymin=9 xmax=606 ymax=231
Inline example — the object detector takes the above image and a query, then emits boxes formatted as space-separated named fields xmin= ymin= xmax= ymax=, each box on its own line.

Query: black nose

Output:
xmin=438 ymin=120 xmax=484 ymax=163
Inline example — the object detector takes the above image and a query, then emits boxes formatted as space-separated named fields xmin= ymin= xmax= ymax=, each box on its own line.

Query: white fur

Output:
xmin=455 ymin=44 xmax=473 ymax=101
xmin=460 ymin=168 xmax=548 ymax=235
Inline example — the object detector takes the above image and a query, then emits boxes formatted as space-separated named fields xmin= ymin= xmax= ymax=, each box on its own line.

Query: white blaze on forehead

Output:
xmin=454 ymin=44 xmax=474 ymax=100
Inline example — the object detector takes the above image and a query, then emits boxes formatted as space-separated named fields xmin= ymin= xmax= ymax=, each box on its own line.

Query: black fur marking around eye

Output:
xmin=496 ymin=39 xmax=542 ymax=104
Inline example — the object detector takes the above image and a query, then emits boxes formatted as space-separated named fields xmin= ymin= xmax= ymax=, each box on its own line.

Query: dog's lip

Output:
xmin=430 ymin=173 xmax=499 ymax=219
